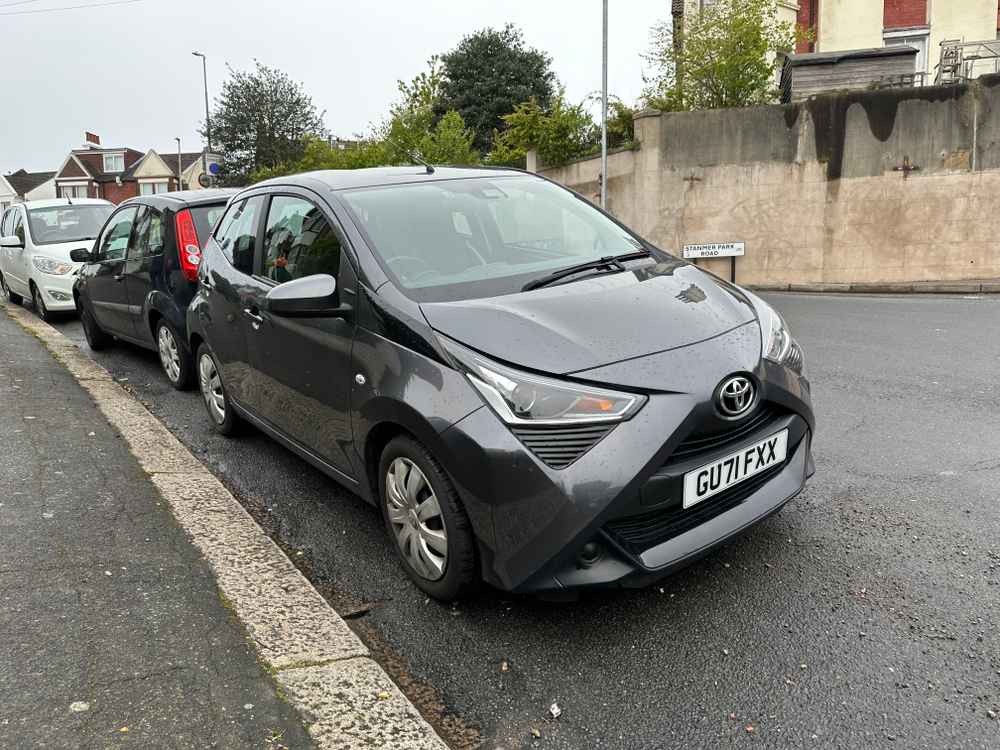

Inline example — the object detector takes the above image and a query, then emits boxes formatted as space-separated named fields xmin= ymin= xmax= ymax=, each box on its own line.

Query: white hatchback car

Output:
xmin=0 ymin=198 xmax=114 ymax=320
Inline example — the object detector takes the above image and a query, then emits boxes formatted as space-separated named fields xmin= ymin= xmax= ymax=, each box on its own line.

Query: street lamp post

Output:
xmin=175 ymin=137 xmax=183 ymax=191
xmin=601 ymin=0 xmax=609 ymax=210
xmin=192 ymin=51 xmax=212 ymax=184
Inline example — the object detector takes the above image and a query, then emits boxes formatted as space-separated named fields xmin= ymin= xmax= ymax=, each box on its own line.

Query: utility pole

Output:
xmin=601 ymin=0 xmax=609 ymax=210
xmin=192 ymin=51 xmax=212 ymax=185
xmin=175 ymin=137 xmax=182 ymax=191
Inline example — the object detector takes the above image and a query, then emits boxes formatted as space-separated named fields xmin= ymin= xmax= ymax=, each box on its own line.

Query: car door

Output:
xmin=241 ymin=192 xmax=357 ymax=478
xmin=88 ymin=205 xmax=139 ymax=335
xmin=199 ymin=195 xmax=266 ymax=406
xmin=0 ymin=208 xmax=17 ymax=291
xmin=5 ymin=209 xmax=31 ymax=296
xmin=124 ymin=204 xmax=166 ymax=346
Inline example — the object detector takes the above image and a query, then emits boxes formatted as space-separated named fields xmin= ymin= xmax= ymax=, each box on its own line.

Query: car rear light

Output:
xmin=175 ymin=208 xmax=201 ymax=282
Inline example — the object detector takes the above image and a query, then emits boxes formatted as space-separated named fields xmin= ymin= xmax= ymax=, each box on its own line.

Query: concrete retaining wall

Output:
xmin=536 ymin=77 xmax=1000 ymax=286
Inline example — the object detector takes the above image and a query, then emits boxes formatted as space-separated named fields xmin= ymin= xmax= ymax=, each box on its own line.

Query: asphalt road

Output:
xmin=43 ymin=293 xmax=1000 ymax=749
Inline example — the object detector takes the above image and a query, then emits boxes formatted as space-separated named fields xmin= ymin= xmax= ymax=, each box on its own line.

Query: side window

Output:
xmin=11 ymin=211 xmax=25 ymax=244
xmin=215 ymin=196 xmax=264 ymax=275
xmin=130 ymin=206 xmax=165 ymax=260
xmin=96 ymin=207 xmax=139 ymax=262
xmin=1 ymin=209 xmax=11 ymax=237
xmin=262 ymin=196 xmax=341 ymax=283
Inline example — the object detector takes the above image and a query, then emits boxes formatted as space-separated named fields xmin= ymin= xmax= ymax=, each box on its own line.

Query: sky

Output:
xmin=0 ymin=0 xmax=669 ymax=173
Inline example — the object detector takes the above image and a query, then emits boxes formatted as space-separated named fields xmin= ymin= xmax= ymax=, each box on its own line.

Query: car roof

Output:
xmin=17 ymin=198 xmax=112 ymax=209
xmin=122 ymin=189 xmax=239 ymax=210
xmin=252 ymin=166 xmax=528 ymax=193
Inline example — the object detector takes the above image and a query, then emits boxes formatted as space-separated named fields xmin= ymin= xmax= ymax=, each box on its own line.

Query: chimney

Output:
xmin=84 ymin=132 xmax=101 ymax=147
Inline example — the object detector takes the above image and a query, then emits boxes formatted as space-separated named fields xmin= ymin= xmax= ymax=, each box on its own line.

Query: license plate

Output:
xmin=682 ymin=430 xmax=788 ymax=509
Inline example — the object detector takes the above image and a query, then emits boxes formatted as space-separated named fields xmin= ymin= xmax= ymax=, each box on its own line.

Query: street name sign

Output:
xmin=682 ymin=242 xmax=745 ymax=259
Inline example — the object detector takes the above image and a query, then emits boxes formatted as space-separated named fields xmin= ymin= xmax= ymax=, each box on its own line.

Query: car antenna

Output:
xmin=387 ymin=138 xmax=435 ymax=174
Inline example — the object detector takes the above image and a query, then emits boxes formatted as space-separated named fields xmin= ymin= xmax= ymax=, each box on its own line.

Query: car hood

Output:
xmin=420 ymin=260 xmax=758 ymax=376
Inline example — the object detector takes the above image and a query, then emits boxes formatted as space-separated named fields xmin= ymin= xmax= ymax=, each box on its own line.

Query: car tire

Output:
xmin=80 ymin=301 xmax=113 ymax=350
xmin=31 ymin=283 xmax=51 ymax=322
xmin=378 ymin=435 xmax=478 ymax=601
xmin=156 ymin=321 xmax=194 ymax=391
xmin=1 ymin=272 xmax=23 ymax=306
xmin=196 ymin=343 xmax=240 ymax=436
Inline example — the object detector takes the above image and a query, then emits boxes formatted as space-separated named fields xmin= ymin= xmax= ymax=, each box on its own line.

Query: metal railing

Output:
xmin=935 ymin=39 xmax=1000 ymax=85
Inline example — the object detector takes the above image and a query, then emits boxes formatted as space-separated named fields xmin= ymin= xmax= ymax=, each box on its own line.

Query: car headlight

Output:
xmin=32 ymin=256 xmax=75 ymax=275
xmin=441 ymin=338 xmax=645 ymax=425
xmin=747 ymin=292 xmax=806 ymax=376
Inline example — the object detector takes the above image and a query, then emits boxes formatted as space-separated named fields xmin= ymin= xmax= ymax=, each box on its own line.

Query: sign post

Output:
xmin=682 ymin=242 xmax=745 ymax=283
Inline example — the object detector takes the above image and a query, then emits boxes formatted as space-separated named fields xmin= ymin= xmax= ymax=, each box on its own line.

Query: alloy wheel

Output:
xmin=385 ymin=457 xmax=448 ymax=581
xmin=158 ymin=326 xmax=181 ymax=383
xmin=198 ymin=352 xmax=226 ymax=424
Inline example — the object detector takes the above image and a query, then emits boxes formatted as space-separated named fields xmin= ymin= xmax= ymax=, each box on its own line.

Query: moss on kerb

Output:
xmin=785 ymin=82 xmax=968 ymax=179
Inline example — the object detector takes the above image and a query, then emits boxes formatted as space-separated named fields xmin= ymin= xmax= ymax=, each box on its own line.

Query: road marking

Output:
xmin=2 ymin=302 xmax=448 ymax=750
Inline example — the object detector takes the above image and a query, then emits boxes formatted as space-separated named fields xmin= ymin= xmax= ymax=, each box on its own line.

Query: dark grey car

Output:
xmin=187 ymin=167 xmax=814 ymax=600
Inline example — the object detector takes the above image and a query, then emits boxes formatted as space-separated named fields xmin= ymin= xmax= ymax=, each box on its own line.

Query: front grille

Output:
xmin=669 ymin=405 xmax=780 ymax=462
xmin=511 ymin=423 xmax=615 ymax=469
xmin=604 ymin=463 xmax=785 ymax=556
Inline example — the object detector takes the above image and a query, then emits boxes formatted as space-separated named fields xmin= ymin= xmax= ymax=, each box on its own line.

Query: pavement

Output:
xmin=0 ymin=304 xmax=448 ymax=750
xmin=0 ymin=311 xmax=313 ymax=749
xmin=7 ymin=292 xmax=1000 ymax=749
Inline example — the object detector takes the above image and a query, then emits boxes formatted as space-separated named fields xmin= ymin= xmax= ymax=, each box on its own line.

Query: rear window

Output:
xmin=190 ymin=204 xmax=227 ymax=246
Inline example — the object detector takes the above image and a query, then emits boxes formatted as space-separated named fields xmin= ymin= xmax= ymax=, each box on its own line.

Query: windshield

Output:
xmin=340 ymin=175 xmax=646 ymax=302
xmin=27 ymin=205 xmax=114 ymax=246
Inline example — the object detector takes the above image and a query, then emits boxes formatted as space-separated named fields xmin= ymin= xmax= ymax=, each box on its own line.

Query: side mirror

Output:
xmin=70 ymin=248 xmax=93 ymax=263
xmin=265 ymin=274 xmax=351 ymax=319
xmin=0 ymin=235 xmax=24 ymax=249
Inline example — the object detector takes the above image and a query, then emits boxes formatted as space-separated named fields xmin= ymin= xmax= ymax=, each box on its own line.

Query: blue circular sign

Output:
xmin=208 ymin=162 xmax=220 ymax=175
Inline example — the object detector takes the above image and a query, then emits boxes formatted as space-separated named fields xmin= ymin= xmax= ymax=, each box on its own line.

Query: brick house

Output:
xmin=53 ymin=133 xmax=221 ymax=204
xmin=796 ymin=0 xmax=1000 ymax=81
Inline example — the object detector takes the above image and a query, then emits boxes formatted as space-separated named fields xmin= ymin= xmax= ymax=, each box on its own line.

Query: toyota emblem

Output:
xmin=717 ymin=375 xmax=755 ymax=418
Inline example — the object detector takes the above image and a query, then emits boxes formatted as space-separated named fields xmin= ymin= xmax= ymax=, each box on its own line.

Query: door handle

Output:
xmin=243 ymin=307 xmax=264 ymax=328
xmin=113 ymin=274 xmax=125 ymax=282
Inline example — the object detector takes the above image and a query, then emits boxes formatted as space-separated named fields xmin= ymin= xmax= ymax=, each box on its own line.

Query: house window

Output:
xmin=103 ymin=153 xmax=125 ymax=173
xmin=884 ymin=29 xmax=930 ymax=78
xmin=139 ymin=181 xmax=169 ymax=195
xmin=60 ymin=185 xmax=88 ymax=199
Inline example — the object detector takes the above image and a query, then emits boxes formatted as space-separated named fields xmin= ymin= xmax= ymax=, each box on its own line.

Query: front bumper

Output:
xmin=437 ymin=325 xmax=814 ymax=594
xmin=35 ymin=272 xmax=78 ymax=311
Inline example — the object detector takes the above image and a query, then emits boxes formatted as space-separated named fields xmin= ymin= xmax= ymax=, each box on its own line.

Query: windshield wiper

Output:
xmin=521 ymin=250 xmax=651 ymax=292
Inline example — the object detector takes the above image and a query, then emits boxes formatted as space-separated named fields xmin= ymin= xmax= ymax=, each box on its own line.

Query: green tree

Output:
xmin=250 ymin=137 xmax=388 ymax=183
xmin=494 ymin=93 xmax=598 ymax=168
xmin=381 ymin=59 xmax=479 ymax=166
xmin=438 ymin=24 xmax=556 ymax=153
xmin=607 ymin=100 xmax=636 ymax=149
xmin=643 ymin=0 xmax=800 ymax=111
xmin=209 ymin=61 xmax=326 ymax=184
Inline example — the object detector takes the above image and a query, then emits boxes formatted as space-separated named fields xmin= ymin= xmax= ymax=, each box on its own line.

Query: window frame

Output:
xmin=213 ymin=195 xmax=266 ymax=277
xmin=103 ymin=152 xmax=125 ymax=173
xmin=127 ymin=204 xmax=166 ymax=262
xmin=883 ymin=27 xmax=930 ymax=76
xmin=139 ymin=181 xmax=170 ymax=196
xmin=256 ymin=192 xmax=347 ymax=287
xmin=95 ymin=205 xmax=140 ymax=263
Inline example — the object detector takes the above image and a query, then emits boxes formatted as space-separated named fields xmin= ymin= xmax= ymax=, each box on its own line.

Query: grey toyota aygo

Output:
xmin=187 ymin=167 xmax=815 ymax=600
